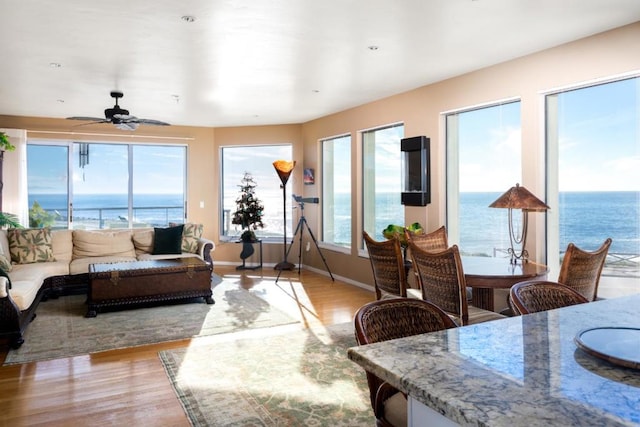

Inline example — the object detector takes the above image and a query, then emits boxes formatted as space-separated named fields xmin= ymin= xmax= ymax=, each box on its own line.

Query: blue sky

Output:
xmin=458 ymin=77 xmax=639 ymax=193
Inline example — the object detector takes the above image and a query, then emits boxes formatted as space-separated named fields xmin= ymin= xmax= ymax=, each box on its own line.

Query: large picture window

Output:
xmin=322 ymin=135 xmax=351 ymax=249
xmin=546 ymin=77 xmax=640 ymax=278
xmin=27 ymin=141 xmax=186 ymax=229
xmin=220 ymin=144 xmax=293 ymax=240
xmin=446 ymin=101 xmax=522 ymax=256
xmin=362 ymin=124 xmax=404 ymax=242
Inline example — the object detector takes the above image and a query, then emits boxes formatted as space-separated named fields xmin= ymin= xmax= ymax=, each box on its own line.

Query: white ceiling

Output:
xmin=1 ymin=1 xmax=639 ymax=128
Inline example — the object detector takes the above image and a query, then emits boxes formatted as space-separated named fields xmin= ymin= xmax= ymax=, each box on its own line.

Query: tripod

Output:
xmin=275 ymin=200 xmax=334 ymax=283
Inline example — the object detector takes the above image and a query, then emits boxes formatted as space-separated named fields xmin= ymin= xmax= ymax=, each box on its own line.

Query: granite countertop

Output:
xmin=348 ymin=294 xmax=640 ymax=426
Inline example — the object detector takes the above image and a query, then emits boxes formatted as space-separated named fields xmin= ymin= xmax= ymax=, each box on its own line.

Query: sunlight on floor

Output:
xmin=170 ymin=323 xmax=369 ymax=424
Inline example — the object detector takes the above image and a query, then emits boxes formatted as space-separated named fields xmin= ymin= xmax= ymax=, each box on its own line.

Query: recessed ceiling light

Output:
xmin=181 ymin=15 xmax=196 ymax=23
xmin=49 ymin=62 xmax=61 ymax=68
xmin=367 ymin=46 xmax=379 ymax=51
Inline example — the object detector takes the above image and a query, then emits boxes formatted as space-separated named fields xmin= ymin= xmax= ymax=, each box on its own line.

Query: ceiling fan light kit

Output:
xmin=67 ymin=91 xmax=170 ymax=131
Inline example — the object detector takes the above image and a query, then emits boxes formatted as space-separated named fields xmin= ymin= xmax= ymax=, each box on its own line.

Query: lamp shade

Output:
xmin=273 ymin=160 xmax=296 ymax=185
xmin=489 ymin=183 xmax=549 ymax=212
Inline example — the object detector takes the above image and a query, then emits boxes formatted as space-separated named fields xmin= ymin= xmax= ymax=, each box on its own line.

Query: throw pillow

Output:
xmin=7 ymin=228 xmax=55 ymax=264
xmin=0 ymin=254 xmax=12 ymax=272
xmin=169 ymin=222 xmax=204 ymax=254
xmin=132 ymin=229 xmax=154 ymax=254
xmin=181 ymin=223 xmax=203 ymax=254
xmin=153 ymin=224 xmax=184 ymax=255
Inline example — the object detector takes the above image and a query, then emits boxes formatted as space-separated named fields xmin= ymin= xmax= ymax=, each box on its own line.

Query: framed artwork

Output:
xmin=303 ymin=168 xmax=315 ymax=185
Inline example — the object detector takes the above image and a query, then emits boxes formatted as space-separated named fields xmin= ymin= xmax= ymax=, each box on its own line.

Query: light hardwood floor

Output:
xmin=0 ymin=266 xmax=375 ymax=427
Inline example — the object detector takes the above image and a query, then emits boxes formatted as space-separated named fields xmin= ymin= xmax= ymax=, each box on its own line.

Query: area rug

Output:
xmin=4 ymin=276 xmax=297 ymax=365
xmin=159 ymin=322 xmax=374 ymax=427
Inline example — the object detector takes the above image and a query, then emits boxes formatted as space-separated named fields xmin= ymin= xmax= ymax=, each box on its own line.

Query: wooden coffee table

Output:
xmin=86 ymin=258 xmax=214 ymax=317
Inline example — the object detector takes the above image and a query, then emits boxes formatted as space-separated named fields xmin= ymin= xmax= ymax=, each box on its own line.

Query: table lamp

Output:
xmin=273 ymin=160 xmax=296 ymax=270
xmin=489 ymin=183 xmax=549 ymax=264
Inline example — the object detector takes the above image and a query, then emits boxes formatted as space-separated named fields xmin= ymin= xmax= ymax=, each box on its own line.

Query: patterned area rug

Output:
xmin=159 ymin=322 xmax=374 ymax=426
xmin=4 ymin=275 xmax=298 ymax=365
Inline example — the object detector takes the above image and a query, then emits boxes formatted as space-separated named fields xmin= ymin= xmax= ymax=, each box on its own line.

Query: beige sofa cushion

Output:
xmin=137 ymin=252 xmax=199 ymax=261
xmin=52 ymin=229 xmax=73 ymax=263
xmin=72 ymin=230 xmax=135 ymax=259
xmin=132 ymin=229 xmax=154 ymax=255
xmin=8 ymin=261 xmax=69 ymax=310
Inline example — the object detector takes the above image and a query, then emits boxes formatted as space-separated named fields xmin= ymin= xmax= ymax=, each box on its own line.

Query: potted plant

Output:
xmin=231 ymin=172 xmax=265 ymax=259
xmin=0 ymin=132 xmax=16 ymax=152
xmin=29 ymin=201 xmax=61 ymax=228
xmin=0 ymin=131 xmax=16 ymax=213
xmin=0 ymin=211 xmax=21 ymax=229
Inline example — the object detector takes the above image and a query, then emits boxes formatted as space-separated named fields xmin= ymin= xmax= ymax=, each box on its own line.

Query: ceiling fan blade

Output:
xmin=136 ymin=118 xmax=171 ymax=126
xmin=115 ymin=122 xmax=139 ymax=131
xmin=67 ymin=116 xmax=108 ymax=122
xmin=112 ymin=113 xmax=135 ymax=121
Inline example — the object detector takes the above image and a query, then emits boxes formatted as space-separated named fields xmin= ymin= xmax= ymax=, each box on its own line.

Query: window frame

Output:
xmin=320 ymin=133 xmax=352 ymax=253
xmin=444 ymin=98 xmax=523 ymax=255
xmin=219 ymin=143 xmax=293 ymax=243
xmin=543 ymin=73 xmax=640 ymax=279
xmin=361 ymin=123 xmax=404 ymax=246
xmin=26 ymin=139 xmax=188 ymax=230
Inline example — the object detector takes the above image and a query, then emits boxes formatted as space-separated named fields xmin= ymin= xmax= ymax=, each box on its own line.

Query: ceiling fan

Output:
xmin=67 ymin=91 xmax=170 ymax=131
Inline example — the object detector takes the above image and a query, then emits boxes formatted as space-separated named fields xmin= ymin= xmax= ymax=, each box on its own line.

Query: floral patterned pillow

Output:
xmin=0 ymin=254 xmax=12 ymax=272
xmin=181 ymin=223 xmax=203 ymax=254
xmin=7 ymin=228 xmax=55 ymax=264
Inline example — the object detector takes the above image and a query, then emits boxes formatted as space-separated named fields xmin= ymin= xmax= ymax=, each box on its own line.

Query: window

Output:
xmin=26 ymin=144 xmax=69 ymax=228
xmin=446 ymin=101 xmax=522 ymax=256
xmin=220 ymin=145 xmax=293 ymax=240
xmin=27 ymin=141 xmax=186 ymax=229
xmin=322 ymin=135 xmax=351 ymax=248
xmin=546 ymin=77 xmax=640 ymax=278
xmin=362 ymin=124 xmax=404 ymax=242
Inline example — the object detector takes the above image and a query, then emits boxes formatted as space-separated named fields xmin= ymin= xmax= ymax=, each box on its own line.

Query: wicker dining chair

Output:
xmin=404 ymin=225 xmax=448 ymax=253
xmin=354 ymin=298 xmax=458 ymax=427
xmin=404 ymin=226 xmax=474 ymax=302
xmin=509 ymin=280 xmax=589 ymax=315
xmin=363 ymin=231 xmax=421 ymax=300
xmin=408 ymin=242 xmax=506 ymax=325
xmin=558 ymin=238 xmax=612 ymax=301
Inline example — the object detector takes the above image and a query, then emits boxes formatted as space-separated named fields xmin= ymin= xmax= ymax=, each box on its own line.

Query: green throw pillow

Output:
xmin=7 ymin=228 xmax=55 ymax=264
xmin=153 ymin=225 xmax=184 ymax=255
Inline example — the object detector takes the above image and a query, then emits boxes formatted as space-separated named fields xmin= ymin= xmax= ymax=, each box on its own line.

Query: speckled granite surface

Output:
xmin=348 ymin=295 xmax=640 ymax=426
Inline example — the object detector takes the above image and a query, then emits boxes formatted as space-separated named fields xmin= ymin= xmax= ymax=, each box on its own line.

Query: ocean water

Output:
xmin=29 ymin=191 xmax=640 ymax=257
xmin=338 ymin=191 xmax=639 ymax=257
xmin=455 ymin=192 xmax=639 ymax=257
xmin=29 ymin=194 xmax=185 ymax=228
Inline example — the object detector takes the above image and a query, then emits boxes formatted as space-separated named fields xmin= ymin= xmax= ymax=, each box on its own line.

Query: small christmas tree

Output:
xmin=231 ymin=172 xmax=264 ymax=242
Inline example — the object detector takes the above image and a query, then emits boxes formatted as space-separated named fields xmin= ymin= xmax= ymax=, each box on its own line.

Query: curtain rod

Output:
xmin=27 ymin=130 xmax=194 ymax=141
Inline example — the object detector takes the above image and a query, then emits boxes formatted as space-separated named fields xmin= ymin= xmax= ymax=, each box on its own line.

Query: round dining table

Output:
xmin=462 ymin=256 xmax=549 ymax=312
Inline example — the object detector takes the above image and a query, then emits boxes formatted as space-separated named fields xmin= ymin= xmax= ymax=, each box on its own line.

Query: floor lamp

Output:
xmin=273 ymin=160 xmax=296 ymax=270
xmin=489 ymin=183 xmax=549 ymax=264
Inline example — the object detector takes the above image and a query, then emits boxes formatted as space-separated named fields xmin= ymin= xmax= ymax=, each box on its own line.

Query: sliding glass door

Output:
xmin=27 ymin=141 xmax=186 ymax=229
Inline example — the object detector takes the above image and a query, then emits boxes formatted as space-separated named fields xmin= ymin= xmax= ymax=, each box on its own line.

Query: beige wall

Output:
xmin=1 ymin=22 xmax=638 ymax=285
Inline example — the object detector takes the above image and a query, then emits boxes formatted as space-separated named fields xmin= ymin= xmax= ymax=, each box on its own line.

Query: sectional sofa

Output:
xmin=0 ymin=224 xmax=214 ymax=349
